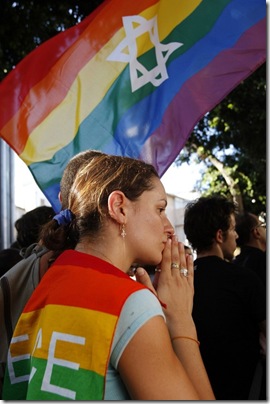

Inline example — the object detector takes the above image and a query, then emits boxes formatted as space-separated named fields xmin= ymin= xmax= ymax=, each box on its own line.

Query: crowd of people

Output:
xmin=0 ymin=150 xmax=266 ymax=400
xmin=0 ymin=206 xmax=55 ymax=277
xmin=184 ymin=196 xmax=266 ymax=400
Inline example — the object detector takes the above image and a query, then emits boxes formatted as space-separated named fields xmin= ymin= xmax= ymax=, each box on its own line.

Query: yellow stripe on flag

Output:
xmin=11 ymin=305 xmax=118 ymax=376
xmin=19 ymin=0 xmax=201 ymax=165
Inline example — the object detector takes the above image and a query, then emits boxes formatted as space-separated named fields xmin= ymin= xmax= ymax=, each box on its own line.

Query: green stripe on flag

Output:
xmin=3 ymin=356 xmax=104 ymax=400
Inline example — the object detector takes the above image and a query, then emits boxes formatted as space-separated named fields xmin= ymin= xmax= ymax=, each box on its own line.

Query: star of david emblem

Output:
xmin=107 ymin=15 xmax=183 ymax=92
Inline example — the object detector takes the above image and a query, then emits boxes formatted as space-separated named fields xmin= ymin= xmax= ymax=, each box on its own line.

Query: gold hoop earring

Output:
xmin=121 ymin=224 xmax=126 ymax=238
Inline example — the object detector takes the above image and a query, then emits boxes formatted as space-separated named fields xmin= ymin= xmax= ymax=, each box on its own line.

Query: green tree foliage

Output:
xmin=0 ymin=1 xmax=266 ymax=214
xmin=0 ymin=0 xmax=103 ymax=80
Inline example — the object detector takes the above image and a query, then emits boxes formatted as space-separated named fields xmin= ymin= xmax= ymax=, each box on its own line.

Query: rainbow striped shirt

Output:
xmin=3 ymin=250 xmax=147 ymax=400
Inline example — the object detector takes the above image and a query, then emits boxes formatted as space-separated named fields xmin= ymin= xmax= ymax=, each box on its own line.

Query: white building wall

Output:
xmin=166 ymin=193 xmax=192 ymax=245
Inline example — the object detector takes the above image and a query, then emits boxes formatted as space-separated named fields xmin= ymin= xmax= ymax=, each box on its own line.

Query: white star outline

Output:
xmin=107 ymin=15 xmax=183 ymax=92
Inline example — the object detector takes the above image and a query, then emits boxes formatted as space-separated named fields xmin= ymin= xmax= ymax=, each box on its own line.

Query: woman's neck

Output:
xmin=75 ymin=243 xmax=114 ymax=265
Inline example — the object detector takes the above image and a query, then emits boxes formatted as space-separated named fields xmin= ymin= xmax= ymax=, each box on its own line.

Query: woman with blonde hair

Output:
xmin=3 ymin=152 xmax=214 ymax=400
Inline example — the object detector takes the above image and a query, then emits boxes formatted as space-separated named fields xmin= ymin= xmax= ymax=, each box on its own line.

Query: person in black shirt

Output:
xmin=234 ymin=212 xmax=266 ymax=285
xmin=184 ymin=196 xmax=266 ymax=400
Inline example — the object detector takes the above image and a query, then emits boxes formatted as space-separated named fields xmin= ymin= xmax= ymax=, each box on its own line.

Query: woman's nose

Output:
xmin=165 ymin=217 xmax=174 ymax=237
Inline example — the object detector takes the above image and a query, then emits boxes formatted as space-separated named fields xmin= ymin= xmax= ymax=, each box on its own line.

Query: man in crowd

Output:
xmin=234 ymin=211 xmax=266 ymax=285
xmin=184 ymin=195 xmax=266 ymax=400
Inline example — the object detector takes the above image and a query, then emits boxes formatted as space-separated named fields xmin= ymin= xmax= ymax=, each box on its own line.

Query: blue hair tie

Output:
xmin=53 ymin=209 xmax=73 ymax=226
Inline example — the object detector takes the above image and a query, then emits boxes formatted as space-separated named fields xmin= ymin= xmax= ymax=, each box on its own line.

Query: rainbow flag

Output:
xmin=0 ymin=0 xmax=266 ymax=212
xmin=3 ymin=250 xmax=147 ymax=400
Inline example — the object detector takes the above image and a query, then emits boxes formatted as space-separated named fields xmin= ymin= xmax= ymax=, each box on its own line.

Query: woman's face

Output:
xmin=127 ymin=177 xmax=174 ymax=266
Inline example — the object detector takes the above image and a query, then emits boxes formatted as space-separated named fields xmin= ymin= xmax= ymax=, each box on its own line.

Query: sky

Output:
xmin=14 ymin=152 xmax=202 ymax=212
xmin=160 ymin=161 xmax=202 ymax=199
xmin=14 ymin=153 xmax=51 ymax=211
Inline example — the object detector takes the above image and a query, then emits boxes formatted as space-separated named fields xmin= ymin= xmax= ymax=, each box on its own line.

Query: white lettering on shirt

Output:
xmin=41 ymin=331 xmax=85 ymax=400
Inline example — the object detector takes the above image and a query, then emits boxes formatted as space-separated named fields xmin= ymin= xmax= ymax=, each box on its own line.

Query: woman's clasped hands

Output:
xmin=135 ymin=236 xmax=195 ymax=336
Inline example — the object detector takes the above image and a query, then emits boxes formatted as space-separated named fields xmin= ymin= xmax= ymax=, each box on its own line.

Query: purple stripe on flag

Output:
xmin=140 ymin=18 xmax=266 ymax=176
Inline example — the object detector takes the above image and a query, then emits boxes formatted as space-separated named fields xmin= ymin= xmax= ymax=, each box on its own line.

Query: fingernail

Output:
xmin=136 ymin=267 xmax=145 ymax=276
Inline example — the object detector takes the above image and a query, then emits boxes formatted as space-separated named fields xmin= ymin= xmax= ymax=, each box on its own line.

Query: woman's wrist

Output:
xmin=171 ymin=335 xmax=200 ymax=346
xmin=166 ymin=316 xmax=197 ymax=340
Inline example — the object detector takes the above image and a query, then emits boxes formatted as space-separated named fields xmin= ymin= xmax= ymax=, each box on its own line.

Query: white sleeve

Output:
xmin=110 ymin=288 xmax=165 ymax=369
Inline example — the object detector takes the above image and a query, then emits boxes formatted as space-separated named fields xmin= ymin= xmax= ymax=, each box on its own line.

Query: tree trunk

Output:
xmin=207 ymin=154 xmax=244 ymax=213
xmin=195 ymin=145 xmax=244 ymax=214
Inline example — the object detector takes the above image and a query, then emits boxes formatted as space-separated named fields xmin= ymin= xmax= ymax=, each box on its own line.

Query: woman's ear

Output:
xmin=108 ymin=191 xmax=127 ymax=223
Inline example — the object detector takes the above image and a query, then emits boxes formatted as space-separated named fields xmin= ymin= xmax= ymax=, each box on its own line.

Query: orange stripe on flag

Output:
xmin=0 ymin=0 xmax=158 ymax=155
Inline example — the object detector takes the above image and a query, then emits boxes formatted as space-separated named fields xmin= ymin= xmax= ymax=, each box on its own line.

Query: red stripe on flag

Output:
xmin=24 ymin=266 xmax=146 ymax=315
xmin=0 ymin=0 xmax=158 ymax=152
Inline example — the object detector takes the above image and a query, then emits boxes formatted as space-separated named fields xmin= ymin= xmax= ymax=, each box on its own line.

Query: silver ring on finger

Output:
xmin=171 ymin=262 xmax=180 ymax=269
xmin=180 ymin=268 xmax=188 ymax=277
